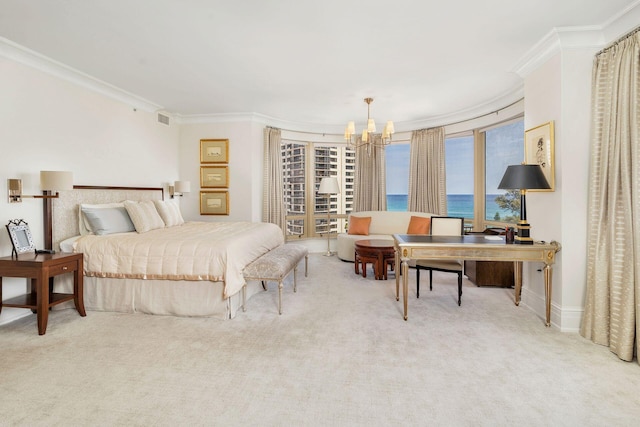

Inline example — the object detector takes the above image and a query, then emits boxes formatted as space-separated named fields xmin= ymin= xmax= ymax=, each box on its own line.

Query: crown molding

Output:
xmin=0 ymin=37 xmax=162 ymax=112
xmin=400 ymin=85 xmax=524 ymax=132
xmin=512 ymin=1 xmax=640 ymax=78
xmin=510 ymin=26 xmax=606 ymax=79
xmin=176 ymin=85 xmax=525 ymax=135
xmin=176 ymin=111 xmax=347 ymax=134
xmin=602 ymin=0 xmax=640 ymax=35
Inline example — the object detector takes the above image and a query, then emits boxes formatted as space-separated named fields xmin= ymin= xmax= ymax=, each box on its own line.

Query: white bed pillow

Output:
xmin=78 ymin=202 xmax=125 ymax=235
xmin=81 ymin=206 xmax=136 ymax=235
xmin=153 ymin=199 xmax=185 ymax=227
xmin=124 ymin=200 xmax=165 ymax=233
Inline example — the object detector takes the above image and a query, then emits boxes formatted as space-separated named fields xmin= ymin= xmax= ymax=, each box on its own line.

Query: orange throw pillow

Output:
xmin=406 ymin=216 xmax=431 ymax=234
xmin=348 ymin=216 xmax=371 ymax=235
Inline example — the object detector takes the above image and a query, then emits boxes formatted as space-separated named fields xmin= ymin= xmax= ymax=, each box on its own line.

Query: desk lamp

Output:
xmin=498 ymin=164 xmax=550 ymax=244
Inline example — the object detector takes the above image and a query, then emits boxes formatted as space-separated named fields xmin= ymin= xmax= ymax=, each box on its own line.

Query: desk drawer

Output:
xmin=48 ymin=260 xmax=78 ymax=276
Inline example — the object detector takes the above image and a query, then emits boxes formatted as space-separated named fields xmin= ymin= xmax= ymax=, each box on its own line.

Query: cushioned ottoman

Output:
xmin=243 ymin=244 xmax=308 ymax=314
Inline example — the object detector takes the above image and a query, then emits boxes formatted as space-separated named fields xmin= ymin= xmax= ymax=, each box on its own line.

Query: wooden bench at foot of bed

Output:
xmin=243 ymin=244 xmax=309 ymax=315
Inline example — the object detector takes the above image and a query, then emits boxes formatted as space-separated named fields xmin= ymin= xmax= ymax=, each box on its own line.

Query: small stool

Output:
xmin=354 ymin=239 xmax=395 ymax=280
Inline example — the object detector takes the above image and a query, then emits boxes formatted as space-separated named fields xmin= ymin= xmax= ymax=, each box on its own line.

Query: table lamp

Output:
xmin=497 ymin=164 xmax=550 ymax=244
xmin=318 ymin=177 xmax=340 ymax=256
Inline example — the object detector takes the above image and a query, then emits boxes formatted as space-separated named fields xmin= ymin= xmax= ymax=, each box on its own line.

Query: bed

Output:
xmin=51 ymin=186 xmax=284 ymax=319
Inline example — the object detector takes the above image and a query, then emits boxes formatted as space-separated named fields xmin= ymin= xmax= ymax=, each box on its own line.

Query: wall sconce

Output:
xmin=8 ymin=171 xmax=74 ymax=203
xmin=169 ymin=180 xmax=190 ymax=198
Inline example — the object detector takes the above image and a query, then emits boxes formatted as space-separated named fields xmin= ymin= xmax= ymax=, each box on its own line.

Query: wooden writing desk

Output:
xmin=393 ymin=234 xmax=560 ymax=326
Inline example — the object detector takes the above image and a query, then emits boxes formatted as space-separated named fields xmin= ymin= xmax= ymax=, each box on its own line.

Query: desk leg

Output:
xmin=395 ymin=249 xmax=400 ymax=301
xmin=402 ymin=259 xmax=409 ymax=321
xmin=36 ymin=274 xmax=48 ymax=335
xmin=74 ymin=266 xmax=86 ymax=317
xmin=0 ymin=277 xmax=3 ymax=314
xmin=544 ymin=264 xmax=552 ymax=327
xmin=514 ymin=261 xmax=523 ymax=306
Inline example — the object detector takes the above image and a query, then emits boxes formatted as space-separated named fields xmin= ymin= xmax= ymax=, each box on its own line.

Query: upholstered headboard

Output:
xmin=51 ymin=185 xmax=164 ymax=251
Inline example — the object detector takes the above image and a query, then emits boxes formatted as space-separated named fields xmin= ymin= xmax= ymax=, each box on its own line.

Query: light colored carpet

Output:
xmin=1 ymin=254 xmax=639 ymax=426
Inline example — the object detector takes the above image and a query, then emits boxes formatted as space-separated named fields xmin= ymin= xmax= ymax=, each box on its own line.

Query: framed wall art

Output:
xmin=200 ymin=139 xmax=229 ymax=164
xmin=200 ymin=191 xmax=229 ymax=215
xmin=200 ymin=166 xmax=228 ymax=188
xmin=524 ymin=121 xmax=555 ymax=191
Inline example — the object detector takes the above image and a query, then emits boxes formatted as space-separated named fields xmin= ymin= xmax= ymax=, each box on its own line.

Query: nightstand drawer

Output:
xmin=48 ymin=260 xmax=78 ymax=276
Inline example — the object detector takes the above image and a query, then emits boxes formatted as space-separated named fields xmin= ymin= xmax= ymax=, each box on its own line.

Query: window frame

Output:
xmin=282 ymin=139 xmax=352 ymax=241
xmin=476 ymin=116 xmax=524 ymax=230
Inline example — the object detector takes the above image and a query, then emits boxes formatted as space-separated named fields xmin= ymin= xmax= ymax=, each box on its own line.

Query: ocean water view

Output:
xmin=387 ymin=194 xmax=516 ymax=221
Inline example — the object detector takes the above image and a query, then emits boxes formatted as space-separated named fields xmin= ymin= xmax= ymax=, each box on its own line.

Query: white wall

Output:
xmin=523 ymin=46 xmax=596 ymax=331
xmin=521 ymin=3 xmax=640 ymax=330
xmin=522 ymin=53 xmax=564 ymax=327
xmin=558 ymin=47 xmax=598 ymax=324
xmin=0 ymin=58 xmax=180 ymax=325
xmin=177 ymin=120 xmax=264 ymax=222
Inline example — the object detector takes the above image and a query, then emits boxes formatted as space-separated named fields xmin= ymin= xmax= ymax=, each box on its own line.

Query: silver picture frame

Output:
xmin=6 ymin=219 xmax=36 ymax=256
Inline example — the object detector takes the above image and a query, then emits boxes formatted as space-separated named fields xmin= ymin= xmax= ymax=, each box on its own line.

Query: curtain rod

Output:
xmin=275 ymin=98 xmax=524 ymax=136
xmin=597 ymin=25 xmax=640 ymax=56
xmin=281 ymin=137 xmax=412 ymax=145
xmin=429 ymin=98 xmax=523 ymax=129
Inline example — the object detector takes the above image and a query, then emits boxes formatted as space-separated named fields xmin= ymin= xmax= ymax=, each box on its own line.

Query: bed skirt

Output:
xmin=53 ymin=275 xmax=263 ymax=320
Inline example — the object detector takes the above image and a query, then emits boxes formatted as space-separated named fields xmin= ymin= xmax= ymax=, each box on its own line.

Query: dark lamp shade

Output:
xmin=498 ymin=164 xmax=550 ymax=190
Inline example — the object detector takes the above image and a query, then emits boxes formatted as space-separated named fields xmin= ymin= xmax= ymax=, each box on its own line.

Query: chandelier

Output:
xmin=344 ymin=97 xmax=394 ymax=149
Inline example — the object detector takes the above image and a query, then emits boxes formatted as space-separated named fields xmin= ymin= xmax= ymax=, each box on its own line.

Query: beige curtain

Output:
xmin=408 ymin=127 xmax=447 ymax=214
xmin=353 ymin=134 xmax=387 ymax=211
xmin=262 ymin=127 xmax=286 ymax=235
xmin=580 ymin=29 xmax=640 ymax=363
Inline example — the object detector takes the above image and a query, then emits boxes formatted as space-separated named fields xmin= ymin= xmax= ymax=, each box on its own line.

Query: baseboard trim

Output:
xmin=0 ymin=309 xmax=31 ymax=326
xmin=520 ymin=287 xmax=584 ymax=332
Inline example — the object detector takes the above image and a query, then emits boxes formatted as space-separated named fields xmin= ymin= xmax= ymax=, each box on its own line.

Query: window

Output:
xmin=484 ymin=120 xmax=524 ymax=224
xmin=385 ymin=144 xmax=410 ymax=211
xmin=383 ymin=116 xmax=524 ymax=230
xmin=282 ymin=113 xmax=523 ymax=240
xmin=282 ymin=142 xmax=307 ymax=237
xmin=282 ymin=141 xmax=354 ymax=240
xmin=445 ymin=135 xmax=474 ymax=218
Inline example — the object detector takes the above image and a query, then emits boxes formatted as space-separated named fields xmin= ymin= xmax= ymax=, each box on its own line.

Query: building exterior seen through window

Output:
xmin=282 ymin=142 xmax=354 ymax=239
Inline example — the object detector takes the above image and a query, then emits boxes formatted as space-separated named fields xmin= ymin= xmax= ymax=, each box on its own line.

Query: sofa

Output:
xmin=336 ymin=211 xmax=435 ymax=262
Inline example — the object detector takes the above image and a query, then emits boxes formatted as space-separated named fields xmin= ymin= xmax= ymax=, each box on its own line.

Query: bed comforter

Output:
xmin=73 ymin=221 xmax=284 ymax=298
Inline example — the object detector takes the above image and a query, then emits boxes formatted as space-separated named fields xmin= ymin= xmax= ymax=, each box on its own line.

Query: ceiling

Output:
xmin=0 ymin=0 xmax=635 ymax=129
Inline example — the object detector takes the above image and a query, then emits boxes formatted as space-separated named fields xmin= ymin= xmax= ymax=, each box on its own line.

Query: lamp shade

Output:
xmin=498 ymin=164 xmax=550 ymax=190
xmin=40 ymin=171 xmax=73 ymax=191
xmin=174 ymin=180 xmax=191 ymax=193
xmin=318 ymin=177 xmax=340 ymax=194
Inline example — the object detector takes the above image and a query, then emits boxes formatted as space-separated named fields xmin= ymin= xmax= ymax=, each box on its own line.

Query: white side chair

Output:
xmin=415 ymin=216 xmax=465 ymax=305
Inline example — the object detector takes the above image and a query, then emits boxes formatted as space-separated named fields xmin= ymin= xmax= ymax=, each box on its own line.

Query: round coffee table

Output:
xmin=354 ymin=239 xmax=395 ymax=280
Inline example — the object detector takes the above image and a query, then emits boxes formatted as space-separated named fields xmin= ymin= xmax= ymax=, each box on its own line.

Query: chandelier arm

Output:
xmin=345 ymin=97 xmax=393 ymax=149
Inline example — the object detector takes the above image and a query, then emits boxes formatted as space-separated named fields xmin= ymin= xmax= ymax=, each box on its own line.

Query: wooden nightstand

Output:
xmin=0 ymin=252 xmax=85 ymax=335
